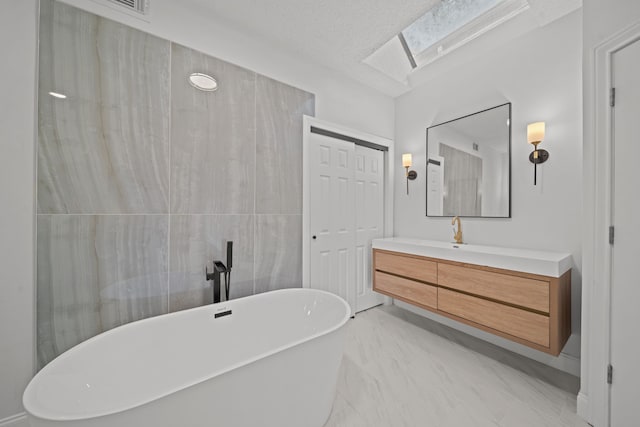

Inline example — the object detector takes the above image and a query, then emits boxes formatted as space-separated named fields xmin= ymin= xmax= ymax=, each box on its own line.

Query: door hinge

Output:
xmin=607 ymin=364 xmax=613 ymax=384
xmin=610 ymin=87 xmax=616 ymax=107
xmin=609 ymin=226 xmax=615 ymax=245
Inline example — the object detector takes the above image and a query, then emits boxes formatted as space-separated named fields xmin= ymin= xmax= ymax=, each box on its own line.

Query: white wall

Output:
xmin=581 ymin=1 xmax=640 ymax=424
xmin=0 ymin=0 xmax=395 ymax=422
xmin=0 ymin=0 xmax=38 ymax=422
xmin=394 ymin=11 xmax=583 ymax=365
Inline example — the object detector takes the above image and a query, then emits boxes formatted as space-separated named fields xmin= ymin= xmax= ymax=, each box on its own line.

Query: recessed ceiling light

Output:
xmin=188 ymin=73 xmax=218 ymax=92
xmin=49 ymin=91 xmax=67 ymax=99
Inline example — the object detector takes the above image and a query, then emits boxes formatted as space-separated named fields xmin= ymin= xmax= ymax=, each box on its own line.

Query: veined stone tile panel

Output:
xmin=169 ymin=215 xmax=254 ymax=312
xmin=170 ymin=44 xmax=256 ymax=214
xmin=255 ymin=75 xmax=315 ymax=214
xmin=37 ymin=0 xmax=171 ymax=214
xmin=37 ymin=214 xmax=168 ymax=368
xmin=254 ymin=215 xmax=302 ymax=294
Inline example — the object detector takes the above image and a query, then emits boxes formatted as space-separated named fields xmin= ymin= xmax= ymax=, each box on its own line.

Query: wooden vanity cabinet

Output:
xmin=372 ymin=249 xmax=571 ymax=356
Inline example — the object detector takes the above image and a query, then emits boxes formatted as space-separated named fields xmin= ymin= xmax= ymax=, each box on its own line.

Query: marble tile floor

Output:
xmin=325 ymin=305 xmax=589 ymax=427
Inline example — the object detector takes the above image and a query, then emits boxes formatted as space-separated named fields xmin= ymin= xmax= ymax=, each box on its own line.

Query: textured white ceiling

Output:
xmin=186 ymin=0 xmax=439 ymax=95
xmin=185 ymin=0 xmax=581 ymax=97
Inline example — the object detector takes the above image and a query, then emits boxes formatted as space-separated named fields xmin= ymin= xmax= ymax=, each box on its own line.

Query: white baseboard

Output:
xmin=553 ymin=352 xmax=582 ymax=377
xmin=394 ymin=300 xmax=582 ymax=376
xmin=577 ymin=392 xmax=590 ymax=424
xmin=0 ymin=413 xmax=27 ymax=427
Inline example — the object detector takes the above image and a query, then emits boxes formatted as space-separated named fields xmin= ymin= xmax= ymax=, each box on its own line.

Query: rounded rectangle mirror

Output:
xmin=426 ymin=103 xmax=511 ymax=218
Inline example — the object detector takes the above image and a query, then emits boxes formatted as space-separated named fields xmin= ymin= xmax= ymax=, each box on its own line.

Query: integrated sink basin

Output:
xmin=372 ymin=237 xmax=571 ymax=278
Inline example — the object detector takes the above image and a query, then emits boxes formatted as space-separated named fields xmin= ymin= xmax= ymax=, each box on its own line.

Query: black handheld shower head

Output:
xmin=227 ymin=241 xmax=233 ymax=270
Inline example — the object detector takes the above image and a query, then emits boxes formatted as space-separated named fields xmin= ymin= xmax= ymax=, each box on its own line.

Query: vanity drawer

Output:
xmin=374 ymin=250 xmax=437 ymax=284
xmin=438 ymin=263 xmax=549 ymax=313
xmin=374 ymin=271 xmax=437 ymax=310
xmin=438 ymin=288 xmax=550 ymax=347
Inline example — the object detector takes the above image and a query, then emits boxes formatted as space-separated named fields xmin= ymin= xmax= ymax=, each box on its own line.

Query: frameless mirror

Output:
xmin=426 ymin=103 xmax=511 ymax=217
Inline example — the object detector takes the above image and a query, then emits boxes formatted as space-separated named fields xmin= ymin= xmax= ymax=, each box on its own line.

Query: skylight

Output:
xmin=402 ymin=0 xmax=504 ymax=58
xmin=399 ymin=0 xmax=529 ymax=69
xmin=363 ymin=0 xmax=529 ymax=82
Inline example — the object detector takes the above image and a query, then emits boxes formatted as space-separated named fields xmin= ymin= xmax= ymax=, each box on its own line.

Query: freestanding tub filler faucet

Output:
xmin=452 ymin=216 xmax=463 ymax=244
xmin=205 ymin=241 xmax=233 ymax=303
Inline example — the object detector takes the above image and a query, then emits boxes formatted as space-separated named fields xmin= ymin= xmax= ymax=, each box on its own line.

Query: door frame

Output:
xmin=302 ymin=116 xmax=394 ymax=301
xmin=582 ymin=21 xmax=640 ymax=427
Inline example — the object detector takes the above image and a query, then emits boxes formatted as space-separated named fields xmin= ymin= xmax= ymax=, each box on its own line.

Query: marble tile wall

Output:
xmin=255 ymin=75 xmax=315 ymax=214
xmin=170 ymin=44 xmax=256 ymax=214
xmin=38 ymin=0 xmax=171 ymax=214
xmin=254 ymin=215 xmax=304 ymax=294
xmin=36 ymin=0 xmax=315 ymax=367
xmin=37 ymin=215 xmax=168 ymax=367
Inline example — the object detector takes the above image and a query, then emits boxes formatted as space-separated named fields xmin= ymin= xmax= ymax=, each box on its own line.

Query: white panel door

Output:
xmin=354 ymin=145 xmax=385 ymax=312
xmin=308 ymin=132 xmax=356 ymax=314
xmin=610 ymin=38 xmax=640 ymax=427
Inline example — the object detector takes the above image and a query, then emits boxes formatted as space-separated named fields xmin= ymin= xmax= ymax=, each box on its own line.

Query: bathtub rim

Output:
xmin=24 ymin=288 xmax=350 ymax=421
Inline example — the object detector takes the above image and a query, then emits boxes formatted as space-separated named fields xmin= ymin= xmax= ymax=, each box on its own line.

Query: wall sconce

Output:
xmin=402 ymin=153 xmax=417 ymax=195
xmin=527 ymin=122 xmax=548 ymax=185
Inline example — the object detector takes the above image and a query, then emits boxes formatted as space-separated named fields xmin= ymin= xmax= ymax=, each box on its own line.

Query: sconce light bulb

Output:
xmin=402 ymin=153 xmax=412 ymax=168
xmin=527 ymin=122 xmax=545 ymax=145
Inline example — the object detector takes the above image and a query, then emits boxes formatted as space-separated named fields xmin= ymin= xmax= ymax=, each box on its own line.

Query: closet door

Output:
xmin=610 ymin=38 xmax=640 ymax=427
xmin=308 ymin=131 xmax=356 ymax=314
xmin=354 ymin=145 xmax=385 ymax=312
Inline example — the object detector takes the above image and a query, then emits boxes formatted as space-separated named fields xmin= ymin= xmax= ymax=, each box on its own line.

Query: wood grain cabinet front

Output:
xmin=438 ymin=263 xmax=550 ymax=313
xmin=437 ymin=288 xmax=550 ymax=347
xmin=374 ymin=271 xmax=437 ymax=311
xmin=372 ymin=249 xmax=571 ymax=356
xmin=374 ymin=250 xmax=437 ymax=284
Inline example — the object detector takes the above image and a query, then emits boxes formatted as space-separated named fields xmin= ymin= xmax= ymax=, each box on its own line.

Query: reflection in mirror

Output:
xmin=426 ymin=103 xmax=511 ymax=218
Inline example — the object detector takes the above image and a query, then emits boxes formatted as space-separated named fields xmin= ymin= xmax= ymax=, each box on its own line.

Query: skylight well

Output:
xmin=363 ymin=0 xmax=529 ymax=83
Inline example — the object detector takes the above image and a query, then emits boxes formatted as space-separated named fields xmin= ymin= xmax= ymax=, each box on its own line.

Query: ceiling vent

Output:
xmin=105 ymin=0 xmax=149 ymax=15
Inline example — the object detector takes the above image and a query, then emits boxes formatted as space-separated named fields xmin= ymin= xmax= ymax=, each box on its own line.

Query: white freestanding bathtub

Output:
xmin=24 ymin=288 xmax=350 ymax=427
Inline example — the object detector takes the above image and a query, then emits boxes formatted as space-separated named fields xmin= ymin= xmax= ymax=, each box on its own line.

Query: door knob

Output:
xmin=312 ymin=235 xmax=317 ymax=240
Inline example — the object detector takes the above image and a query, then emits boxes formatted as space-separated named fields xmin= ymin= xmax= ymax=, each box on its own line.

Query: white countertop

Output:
xmin=372 ymin=237 xmax=572 ymax=278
